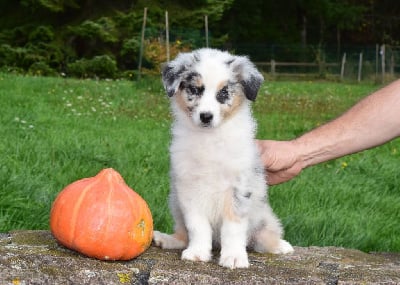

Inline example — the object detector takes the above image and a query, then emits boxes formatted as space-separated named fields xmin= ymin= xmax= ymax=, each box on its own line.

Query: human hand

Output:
xmin=256 ymin=140 xmax=303 ymax=185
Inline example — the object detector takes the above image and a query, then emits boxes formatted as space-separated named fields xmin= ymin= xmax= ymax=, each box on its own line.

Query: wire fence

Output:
xmin=154 ymin=36 xmax=400 ymax=82
xmin=152 ymin=28 xmax=400 ymax=82
xmin=231 ymin=44 xmax=400 ymax=82
xmin=142 ymin=10 xmax=400 ymax=83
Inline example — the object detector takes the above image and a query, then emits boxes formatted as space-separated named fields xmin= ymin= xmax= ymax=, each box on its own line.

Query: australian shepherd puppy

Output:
xmin=153 ymin=48 xmax=293 ymax=269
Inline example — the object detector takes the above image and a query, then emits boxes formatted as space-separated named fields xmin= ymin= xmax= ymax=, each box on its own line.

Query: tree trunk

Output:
xmin=336 ymin=26 xmax=341 ymax=60
xmin=301 ymin=15 xmax=307 ymax=47
xmin=319 ymin=15 xmax=325 ymax=46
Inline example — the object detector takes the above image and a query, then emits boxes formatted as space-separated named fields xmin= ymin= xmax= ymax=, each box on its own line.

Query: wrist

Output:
xmin=288 ymin=138 xmax=308 ymax=170
xmin=291 ymin=135 xmax=333 ymax=169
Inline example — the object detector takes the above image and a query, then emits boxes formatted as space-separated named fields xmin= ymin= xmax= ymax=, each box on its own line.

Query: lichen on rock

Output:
xmin=0 ymin=230 xmax=399 ymax=284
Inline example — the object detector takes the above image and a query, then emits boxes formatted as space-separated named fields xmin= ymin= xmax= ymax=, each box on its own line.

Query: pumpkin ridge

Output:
xmin=100 ymin=171 xmax=115 ymax=258
xmin=125 ymin=184 xmax=141 ymax=259
xmin=130 ymin=191 xmax=153 ymax=253
xmin=113 ymin=175 xmax=146 ymax=259
xmin=98 ymin=168 xmax=129 ymax=260
xmin=69 ymin=178 xmax=99 ymax=247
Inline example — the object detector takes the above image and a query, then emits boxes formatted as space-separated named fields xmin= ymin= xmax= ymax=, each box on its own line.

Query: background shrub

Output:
xmin=119 ymin=38 xmax=141 ymax=70
xmin=29 ymin=61 xmax=57 ymax=76
xmin=0 ymin=44 xmax=16 ymax=66
xmin=29 ymin=26 xmax=55 ymax=44
xmin=67 ymin=55 xmax=117 ymax=78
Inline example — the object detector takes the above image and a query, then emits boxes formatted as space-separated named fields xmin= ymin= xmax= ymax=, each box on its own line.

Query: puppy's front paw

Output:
xmin=181 ymin=247 xmax=212 ymax=262
xmin=153 ymin=231 xmax=186 ymax=249
xmin=219 ymin=251 xmax=249 ymax=269
xmin=270 ymin=239 xmax=294 ymax=254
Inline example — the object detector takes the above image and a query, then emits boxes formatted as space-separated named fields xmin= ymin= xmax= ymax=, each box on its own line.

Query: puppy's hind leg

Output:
xmin=253 ymin=227 xmax=294 ymax=254
xmin=153 ymin=230 xmax=188 ymax=250
xmin=153 ymin=203 xmax=188 ymax=250
xmin=252 ymin=208 xmax=294 ymax=254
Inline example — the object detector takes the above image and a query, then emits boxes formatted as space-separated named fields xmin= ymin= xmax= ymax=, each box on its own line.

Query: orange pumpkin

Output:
xmin=50 ymin=168 xmax=153 ymax=260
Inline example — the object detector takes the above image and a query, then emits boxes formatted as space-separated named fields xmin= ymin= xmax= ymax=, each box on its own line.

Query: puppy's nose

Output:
xmin=200 ymin=112 xmax=213 ymax=124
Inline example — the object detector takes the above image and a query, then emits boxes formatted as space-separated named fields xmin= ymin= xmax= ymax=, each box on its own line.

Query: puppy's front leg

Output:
xmin=181 ymin=213 xmax=213 ymax=263
xmin=219 ymin=218 xmax=249 ymax=269
xmin=219 ymin=182 xmax=252 ymax=269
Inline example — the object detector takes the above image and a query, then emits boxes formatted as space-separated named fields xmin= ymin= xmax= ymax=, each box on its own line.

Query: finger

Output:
xmin=266 ymin=172 xmax=291 ymax=185
xmin=266 ymin=165 xmax=302 ymax=186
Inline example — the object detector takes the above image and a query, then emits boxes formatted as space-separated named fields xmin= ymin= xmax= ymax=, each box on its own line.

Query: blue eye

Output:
xmin=187 ymin=85 xmax=204 ymax=96
xmin=216 ymin=86 xmax=229 ymax=103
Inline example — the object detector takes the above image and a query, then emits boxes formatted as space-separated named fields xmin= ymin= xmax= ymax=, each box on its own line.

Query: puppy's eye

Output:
xmin=216 ymin=86 xmax=230 ymax=103
xmin=187 ymin=85 xmax=203 ymax=96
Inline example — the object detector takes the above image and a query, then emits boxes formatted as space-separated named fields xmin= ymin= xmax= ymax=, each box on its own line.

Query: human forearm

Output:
xmin=258 ymin=79 xmax=400 ymax=185
xmin=295 ymin=79 xmax=400 ymax=168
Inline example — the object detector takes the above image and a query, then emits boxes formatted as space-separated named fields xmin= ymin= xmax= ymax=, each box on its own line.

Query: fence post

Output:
xmin=137 ymin=7 xmax=147 ymax=80
xmin=318 ymin=52 xmax=326 ymax=76
xmin=340 ymin=53 xmax=346 ymax=81
xmin=390 ymin=53 xmax=394 ymax=77
xmin=375 ymin=44 xmax=379 ymax=80
xmin=205 ymin=15 xmax=209 ymax=48
xmin=357 ymin=52 xmax=363 ymax=82
xmin=165 ymin=10 xmax=170 ymax=62
xmin=381 ymin=44 xmax=385 ymax=83
xmin=271 ymin=60 xmax=276 ymax=76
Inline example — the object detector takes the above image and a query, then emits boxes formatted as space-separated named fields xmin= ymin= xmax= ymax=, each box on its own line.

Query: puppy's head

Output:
xmin=162 ymin=48 xmax=263 ymax=128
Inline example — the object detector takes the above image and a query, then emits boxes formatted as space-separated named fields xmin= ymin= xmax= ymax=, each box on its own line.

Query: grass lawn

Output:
xmin=1 ymin=73 xmax=399 ymax=252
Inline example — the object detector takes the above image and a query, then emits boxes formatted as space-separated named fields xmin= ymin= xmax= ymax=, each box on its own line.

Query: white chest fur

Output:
xmin=169 ymin=105 xmax=262 ymax=220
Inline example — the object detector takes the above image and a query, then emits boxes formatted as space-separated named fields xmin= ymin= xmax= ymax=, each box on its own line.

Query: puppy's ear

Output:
xmin=161 ymin=52 xmax=197 ymax=97
xmin=161 ymin=62 xmax=183 ymax=97
xmin=228 ymin=56 xmax=264 ymax=101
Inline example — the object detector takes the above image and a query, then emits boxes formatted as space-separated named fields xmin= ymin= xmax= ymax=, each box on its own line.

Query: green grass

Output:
xmin=1 ymin=73 xmax=399 ymax=252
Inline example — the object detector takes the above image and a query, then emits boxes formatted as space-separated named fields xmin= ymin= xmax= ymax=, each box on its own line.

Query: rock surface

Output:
xmin=0 ymin=230 xmax=399 ymax=284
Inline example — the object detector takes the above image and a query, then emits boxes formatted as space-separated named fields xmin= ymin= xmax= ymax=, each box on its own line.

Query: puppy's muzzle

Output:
xmin=200 ymin=112 xmax=213 ymax=126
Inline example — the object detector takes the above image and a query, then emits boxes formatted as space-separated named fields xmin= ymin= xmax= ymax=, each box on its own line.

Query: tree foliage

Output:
xmin=21 ymin=0 xmax=80 ymax=12
xmin=0 ymin=0 xmax=399 ymax=77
